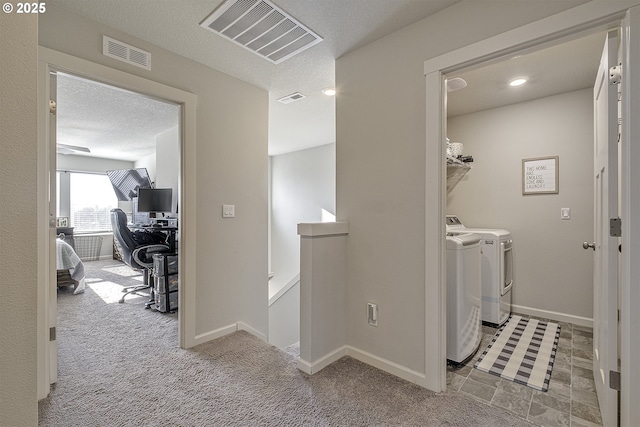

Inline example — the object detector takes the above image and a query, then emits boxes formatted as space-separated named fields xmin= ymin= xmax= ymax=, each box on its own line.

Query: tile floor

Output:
xmin=447 ymin=314 xmax=603 ymax=427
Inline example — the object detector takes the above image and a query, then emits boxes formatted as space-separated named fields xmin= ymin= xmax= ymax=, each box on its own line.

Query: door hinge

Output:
xmin=610 ymin=218 xmax=622 ymax=237
xmin=49 ymin=100 xmax=56 ymax=115
xmin=49 ymin=326 xmax=56 ymax=341
xmin=609 ymin=370 xmax=621 ymax=391
xmin=609 ymin=64 xmax=622 ymax=85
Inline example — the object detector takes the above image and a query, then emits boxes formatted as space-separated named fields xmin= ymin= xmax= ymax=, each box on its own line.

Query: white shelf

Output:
xmin=446 ymin=155 xmax=471 ymax=169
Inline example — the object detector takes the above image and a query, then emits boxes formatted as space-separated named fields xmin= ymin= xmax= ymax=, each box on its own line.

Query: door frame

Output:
xmin=37 ymin=47 xmax=198 ymax=399
xmin=423 ymin=1 xmax=640 ymax=423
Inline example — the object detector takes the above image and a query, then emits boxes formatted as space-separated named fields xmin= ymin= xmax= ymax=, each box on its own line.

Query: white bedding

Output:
xmin=56 ymin=238 xmax=86 ymax=294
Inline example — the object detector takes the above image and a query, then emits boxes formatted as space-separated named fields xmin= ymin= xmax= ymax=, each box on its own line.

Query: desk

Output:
xmin=130 ymin=225 xmax=178 ymax=253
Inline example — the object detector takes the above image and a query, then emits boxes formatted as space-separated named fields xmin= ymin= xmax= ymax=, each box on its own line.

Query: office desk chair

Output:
xmin=110 ymin=208 xmax=170 ymax=304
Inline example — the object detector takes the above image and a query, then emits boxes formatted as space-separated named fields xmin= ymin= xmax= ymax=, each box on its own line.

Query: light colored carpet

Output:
xmin=39 ymin=259 xmax=534 ymax=426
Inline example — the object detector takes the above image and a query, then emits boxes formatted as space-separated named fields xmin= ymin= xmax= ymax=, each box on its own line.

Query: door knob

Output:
xmin=583 ymin=242 xmax=596 ymax=251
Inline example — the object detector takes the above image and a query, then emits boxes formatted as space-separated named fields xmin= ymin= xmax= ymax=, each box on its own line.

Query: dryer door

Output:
xmin=500 ymin=240 xmax=513 ymax=296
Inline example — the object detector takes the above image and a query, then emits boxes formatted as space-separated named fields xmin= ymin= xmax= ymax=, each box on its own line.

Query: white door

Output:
xmin=48 ymin=71 xmax=58 ymax=385
xmin=591 ymin=29 xmax=619 ymax=427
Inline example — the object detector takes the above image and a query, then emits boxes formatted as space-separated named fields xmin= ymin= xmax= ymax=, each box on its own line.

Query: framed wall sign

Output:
xmin=522 ymin=156 xmax=559 ymax=195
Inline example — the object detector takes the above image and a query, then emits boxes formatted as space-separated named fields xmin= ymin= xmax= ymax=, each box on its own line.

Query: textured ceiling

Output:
xmin=57 ymin=73 xmax=179 ymax=162
xmin=49 ymin=0 xmax=461 ymax=156
xmin=49 ymin=0 xmax=600 ymax=159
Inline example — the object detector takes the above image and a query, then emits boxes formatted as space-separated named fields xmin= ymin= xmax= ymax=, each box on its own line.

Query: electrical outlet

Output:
xmin=222 ymin=204 xmax=235 ymax=218
xmin=367 ymin=303 xmax=378 ymax=326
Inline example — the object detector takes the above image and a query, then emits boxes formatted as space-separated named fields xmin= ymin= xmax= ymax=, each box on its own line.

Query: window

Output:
xmin=69 ymin=172 xmax=118 ymax=233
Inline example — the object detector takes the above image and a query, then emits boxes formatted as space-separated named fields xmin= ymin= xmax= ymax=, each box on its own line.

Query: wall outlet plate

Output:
xmin=222 ymin=204 xmax=235 ymax=218
xmin=367 ymin=303 xmax=378 ymax=326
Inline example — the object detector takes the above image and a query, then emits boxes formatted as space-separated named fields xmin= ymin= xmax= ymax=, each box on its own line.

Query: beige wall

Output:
xmin=336 ymin=0 xmax=585 ymax=374
xmin=270 ymin=143 xmax=335 ymax=291
xmin=0 ymin=12 xmax=39 ymax=425
xmin=448 ymin=89 xmax=594 ymax=319
xmin=39 ymin=4 xmax=268 ymax=339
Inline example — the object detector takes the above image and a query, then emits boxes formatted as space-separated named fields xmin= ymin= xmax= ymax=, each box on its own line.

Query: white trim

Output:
xmin=620 ymin=7 xmax=640 ymax=426
xmin=37 ymin=47 xmax=198 ymax=398
xmin=193 ymin=322 xmax=268 ymax=347
xmin=37 ymin=60 xmax=52 ymax=400
xmin=193 ymin=323 xmax=238 ymax=346
xmin=237 ymin=321 xmax=268 ymax=342
xmin=268 ymin=273 xmax=300 ymax=306
xmin=346 ymin=346 xmax=428 ymax=387
xmin=424 ymin=71 xmax=447 ymax=393
xmin=297 ymin=221 xmax=348 ymax=237
xmin=512 ymin=305 xmax=593 ymax=328
xmin=423 ymin=1 xmax=639 ymax=397
xmin=424 ymin=1 xmax=635 ymax=75
xmin=296 ymin=345 xmax=427 ymax=387
xmin=297 ymin=346 xmax=347 ymax=375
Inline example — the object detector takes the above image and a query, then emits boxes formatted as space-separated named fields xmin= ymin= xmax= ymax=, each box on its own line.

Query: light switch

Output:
xmin=222 ymin=204 xmax=235 ymax=218
xmin=561 ymin=208 xmax=571 ymax=220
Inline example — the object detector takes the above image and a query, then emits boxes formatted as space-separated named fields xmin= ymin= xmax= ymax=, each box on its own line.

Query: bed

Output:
xmin=56 ymin=237 xmax=86 ymax=294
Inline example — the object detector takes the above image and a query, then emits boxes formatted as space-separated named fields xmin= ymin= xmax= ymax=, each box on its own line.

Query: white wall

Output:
xmin=336 ymin=0 xmax=586 ymax=375
xmin=0 ymin=12 xmax=38 ymax=425
xmin=40 ymin=3 xmax=268 ymax=342
xmin=155 ymin=126 xmax=179 ymax=215
xmin=270 ymin=143 xmax=335 ymax=292
xmin=447 ymin=89 xmax=594 ymax=319
xmin=135 ymin=152 xmax=156 ymax=186
xmin=268 ymin=143 xmax=335 ymax=348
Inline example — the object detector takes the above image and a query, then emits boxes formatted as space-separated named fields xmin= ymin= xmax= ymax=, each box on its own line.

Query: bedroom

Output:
xmin=54 ymin=71 xmax=181 ymax=309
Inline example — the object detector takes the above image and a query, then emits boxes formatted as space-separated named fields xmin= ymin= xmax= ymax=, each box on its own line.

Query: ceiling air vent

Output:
xmin=277 ymin=92 xmax=306 ymax=104
xmin=103 ymin=36 xmax=151 ymax=70
xmin=200 ymin=0 xmax=323 ymax=64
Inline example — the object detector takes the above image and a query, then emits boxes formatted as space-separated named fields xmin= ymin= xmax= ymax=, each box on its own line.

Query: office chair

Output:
xmin=110 ymin=208 xmax=170 ymax=304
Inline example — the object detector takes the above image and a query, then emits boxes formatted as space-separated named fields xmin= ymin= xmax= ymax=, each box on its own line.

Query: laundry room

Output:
xmin=445 ymin=33 xmax=603 ymax=326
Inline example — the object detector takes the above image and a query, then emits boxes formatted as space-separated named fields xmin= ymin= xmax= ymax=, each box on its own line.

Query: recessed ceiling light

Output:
xmin=322 ymin=88 xmax=336 ymax=96
xmin=509 ymin=77 xmax=528 ymax=87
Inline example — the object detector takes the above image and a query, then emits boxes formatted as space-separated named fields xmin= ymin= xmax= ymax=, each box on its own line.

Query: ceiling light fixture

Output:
xmin=509 ymin=77 xmax=528 ymax=87
xmin=322 ymin=88 xmax=336 ymax=96
xmin=446 ymin=77 xmax=467 ymax=92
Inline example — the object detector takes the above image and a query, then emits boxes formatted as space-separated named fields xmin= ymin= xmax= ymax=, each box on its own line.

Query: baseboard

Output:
xmin=193 ymin=323 xmax=238 ymax=346
xmin=237 ymin=322 xmax=267 ymax=342
xmin=297 ymin=346 xmax=347 ymax=375
xmin=193 ymin=322 xmax=268 ymax=347
xmin=296 ymin=345 xmax=427 ymax=388
xmin=346 ymin=346 xmax=428 ymax=387
xmin=512 ymin=304 xmax=593 ymax=328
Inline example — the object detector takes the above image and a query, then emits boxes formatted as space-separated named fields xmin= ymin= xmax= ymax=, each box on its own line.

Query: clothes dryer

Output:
xmin=446 ymin=215 xmax=513 ymax=326
xmin=446 ymin=232 xmax=482 ymax=363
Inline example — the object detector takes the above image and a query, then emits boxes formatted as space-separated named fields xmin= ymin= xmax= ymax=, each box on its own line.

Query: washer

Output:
xmin=446 ymin=215 xmax=513 ymax=327
xmin=446 ymin=232 xmax=482 ymax=364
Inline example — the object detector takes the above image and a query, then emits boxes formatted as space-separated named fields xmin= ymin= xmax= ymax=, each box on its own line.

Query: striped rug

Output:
xmin=474 ymin=315 xmax=560 ymax=391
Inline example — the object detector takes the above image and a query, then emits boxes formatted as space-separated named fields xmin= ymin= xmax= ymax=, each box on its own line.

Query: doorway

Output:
xmin=54 ymin=69 xmax=181 ymax=368
xmin=424 ymin=4 xmax=640 ymax=425
xmin=443 ymin=31 xmax=607 ymax=425
xmin=37 ymin=47 xmax=198 ymax=399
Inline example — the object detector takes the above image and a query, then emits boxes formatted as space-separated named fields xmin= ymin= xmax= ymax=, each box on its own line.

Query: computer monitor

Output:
xmin=137 ymin=188 xmax=173 ymax=214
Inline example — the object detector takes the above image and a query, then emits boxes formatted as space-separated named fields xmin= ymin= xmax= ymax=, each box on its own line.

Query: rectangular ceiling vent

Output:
xmin=200 ymin=0 xmax=323 ymax=65
xmin=277 ymin=92 xmax=306 ymax=104
xmin=103 ymin=36 xmax=151 ymax=70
